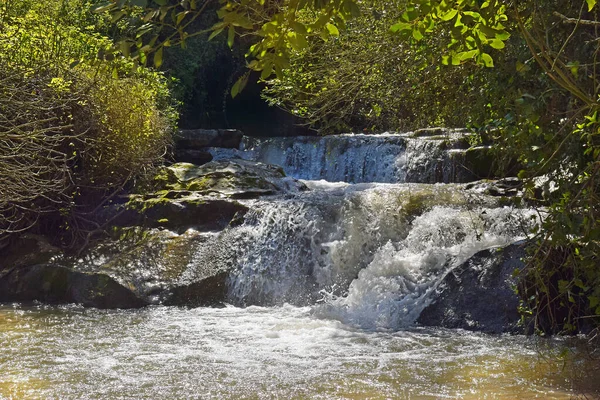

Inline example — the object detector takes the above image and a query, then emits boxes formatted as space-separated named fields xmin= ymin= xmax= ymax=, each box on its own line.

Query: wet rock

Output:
xmin=0 ymin=227 xmax=234 ymax=308
xmin=417 ymin=241 xmax=527 ymax=333
xmin=175 ymin=129 xmax=243 ymax=149
xmin=0 ymin=264 xmax=147 ymax=308
xmin=74 ymin=228 xmax=233 ymax=306
xmin=446 ymin=146 xmax=495 ymax=182
xmin=465 ymin=177 xmax=523 ymax=197
xmin=411 ymin=127 xmax=448 ymax=137
xmin=165 ymin=271 xmax=229 ymax=307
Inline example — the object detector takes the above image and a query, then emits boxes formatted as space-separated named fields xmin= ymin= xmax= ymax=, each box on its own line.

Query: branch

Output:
xmin=554 ymin=11 xmax=600 ymax=27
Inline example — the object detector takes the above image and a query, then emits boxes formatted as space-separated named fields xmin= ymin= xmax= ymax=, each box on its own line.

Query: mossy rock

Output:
xmin=150 ymin=160 xmax=304 ymax=199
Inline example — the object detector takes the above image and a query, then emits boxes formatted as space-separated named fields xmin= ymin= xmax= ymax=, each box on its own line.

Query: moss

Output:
xmin=186 ymin=176 xmax=213 ymax=191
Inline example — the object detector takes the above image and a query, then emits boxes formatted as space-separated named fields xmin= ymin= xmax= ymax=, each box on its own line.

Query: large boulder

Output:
xmin=111 ymin=159 xmax=307 ymax=231
xmin=117 ymin=195 xmax=248 ymax=232
xmin=69 ymin=227 xmax=235 ymax=306
xmin=417 ymin=241 xmax=527 ymax=333
xmin=173 ymin=149 xmax=213 ymax=165
xmin=0 ymin=227 xmax=237 ymax=309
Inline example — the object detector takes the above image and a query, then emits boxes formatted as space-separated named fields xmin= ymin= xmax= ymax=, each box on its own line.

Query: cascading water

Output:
xmin=227 ymin=130 xmax=479 ymax=183
xmin=216 ymin=182 xmax=536 ymax=330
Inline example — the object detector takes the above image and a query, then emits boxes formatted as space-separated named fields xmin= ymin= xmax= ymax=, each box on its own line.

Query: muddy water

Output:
xmin=1 ymin=304 xmax=598 ymax=399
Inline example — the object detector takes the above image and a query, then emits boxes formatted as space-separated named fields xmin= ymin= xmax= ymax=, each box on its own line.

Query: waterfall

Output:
xmin=195 ymin=131 xmax=535 ymax=330
xmin=233 ymin=130 xmax=481 ymax=184
xmin=203 ymin=183 xmax=537 ymax=330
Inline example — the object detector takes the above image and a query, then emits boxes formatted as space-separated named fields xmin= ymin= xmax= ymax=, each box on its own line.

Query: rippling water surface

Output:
xmin=1 ymin=304 xmax=598 ymax=399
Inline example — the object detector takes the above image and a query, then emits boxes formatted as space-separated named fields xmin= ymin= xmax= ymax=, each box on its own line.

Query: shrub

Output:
xmin=0 ymin=0 xmax=176 ymax=248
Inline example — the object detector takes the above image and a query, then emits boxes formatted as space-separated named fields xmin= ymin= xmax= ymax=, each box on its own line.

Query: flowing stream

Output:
xmin=2 ymin=133 xmax=600 ymax=399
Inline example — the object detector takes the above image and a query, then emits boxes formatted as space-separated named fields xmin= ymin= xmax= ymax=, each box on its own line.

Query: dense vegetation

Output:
xmin=0 ymin=0 xmax=176 ymax=249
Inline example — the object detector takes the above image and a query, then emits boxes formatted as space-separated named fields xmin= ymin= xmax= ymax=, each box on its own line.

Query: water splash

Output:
xmin=314 ymin=206 xmax=535 ymax=330
xmin=223 ymin=183 xmax=536 ymax=322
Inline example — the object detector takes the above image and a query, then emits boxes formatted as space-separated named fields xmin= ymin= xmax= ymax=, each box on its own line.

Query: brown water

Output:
xmin=1 ymin=303 xmax=599 ymax=399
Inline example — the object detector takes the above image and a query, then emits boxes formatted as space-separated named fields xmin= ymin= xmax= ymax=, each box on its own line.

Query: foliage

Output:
xmin=261 ymin=0 xmax=534 ymax=133
xmin=0 ymin=0 xmax=176 ymax=249
xmin=96 ymin=0 xmax=362 ymax=95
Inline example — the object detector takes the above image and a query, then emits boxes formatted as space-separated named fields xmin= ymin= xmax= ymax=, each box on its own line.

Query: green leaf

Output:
xmin=480 ymin=52 xmax=494 ymax=67
xmin=119 ymin=40 xmax=131 ymax=57
xmin=94 ymin=3 xmax=115 ymax=13
xmin=288 ymin=32 xmax=308 ymax=50
xmin=154 ymin=0 xmax=167 ymax=5
xmin=260 ymin=62 xmax=273 ymax=80
xmin=326 ymin=23 xmax=339 ymax=36
xmin=489 ymin=39 xmax=505 ymax=49
xmin=154 ymin=46 xmax=163 ymax=68
xmin=111 ymin=11 xmax=126 ymax=23
xmin=131 ymin=0 xmax=147 ymax=7
xmin=290 ymin=21 xmax=308 ymax=35
xmin=227 ymin=26 xmax=235 ymax=48
xmin=457 ymin=49 xmax=478 ymax=61
xmin=231 ymin=73 xmax=249 ymax=98
xmin=176 ymin=11 xmax=187 ymax=25
xmin=390 ymin=22 xmax=412 ymax=33
xmin=440 ymin=9 xmax=458 ymax=21
xmin=208 ymin=27 xmax=224 ymax=41
xmin=587 ymin=0 xmax=597 ymax=11
xmin=412 ymin=29 xmax=423 ymax=41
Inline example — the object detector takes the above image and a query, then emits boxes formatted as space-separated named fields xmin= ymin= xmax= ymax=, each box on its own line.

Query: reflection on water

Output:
xmin=1 ymin=303 xmax=599 ymax=399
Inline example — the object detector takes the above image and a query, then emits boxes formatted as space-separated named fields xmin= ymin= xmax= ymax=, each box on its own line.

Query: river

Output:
xmin=1 ymin=304 xmax=598 ymax=399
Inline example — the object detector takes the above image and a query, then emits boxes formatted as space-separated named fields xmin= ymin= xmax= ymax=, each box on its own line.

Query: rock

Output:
xmin=417 ymin=241 xmax=527 ymax=333
xmin=175 ymin=129 xmax=243 ymax=149
xmin=412 ymin=127 xmax=448 ymax=137
xmin=152 ymin=160 xmax=307 ymax=198
xmin=0 ymin=234 xmax=61 ymax=271
xmin=0 ymin=264 xmax=147 ymax=309
xmin=446 ymin=146 xmax=496 ymax=182
xmin=164 ymin=271 xmax=229 ymax=307
xmin=72 ymin=227 xmax=233 ymax=306
xmin=119 ymin=195 xmax=248 ymax=232
xmin=114 ymin=159 xmax=309 ymax=230
xmin=0 ymin=226 xmax=235 ymax=308
xmin=173 ymin=149 xmax=213 ymax=165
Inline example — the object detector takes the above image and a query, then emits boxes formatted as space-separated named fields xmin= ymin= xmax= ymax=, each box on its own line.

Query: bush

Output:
xmin=0 ymin=0 xmax=176 ymax=248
